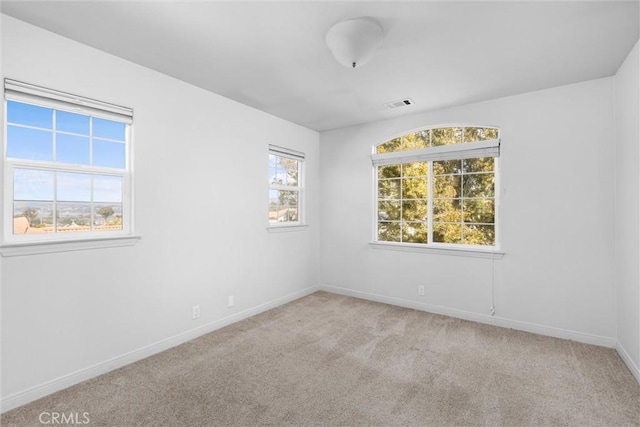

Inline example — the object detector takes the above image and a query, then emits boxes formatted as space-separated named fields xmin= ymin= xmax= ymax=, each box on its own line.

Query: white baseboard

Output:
xmin=319 ymin=284 xmax=617 ymax=348
xmin=1 ymin=286 xmax=318 ymax=414
xmin=616 ymin=342 xmax=640 ymax=384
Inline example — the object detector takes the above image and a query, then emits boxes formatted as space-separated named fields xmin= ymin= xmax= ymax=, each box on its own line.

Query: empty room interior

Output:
xmin=1 ymin=1 xmax=639 ymax=426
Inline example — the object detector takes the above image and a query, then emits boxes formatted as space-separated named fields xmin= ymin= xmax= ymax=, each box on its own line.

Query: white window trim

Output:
xmin=0 ymin=235 xmax=141 ymax=257
xmin=369 ymin=241 xmax=504 ymax=259
xmin=267 ymin=224 xmax=309 ymax=233
xmin=267 ymin=144 xmax=305 ymax=230
xmin=371 ymin=127 xmax=501 ymax=254
xmin=3 ymin=79 xmax=137 ymax=250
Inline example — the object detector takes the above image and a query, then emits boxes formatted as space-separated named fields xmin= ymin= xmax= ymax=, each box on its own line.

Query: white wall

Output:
xmin=614 ymin=40 xmax=640 ymax=381
xmin=319 ymin=78 xmax=616 ymax=345
xmin=0 ymin=15 xmax=320 ymax=408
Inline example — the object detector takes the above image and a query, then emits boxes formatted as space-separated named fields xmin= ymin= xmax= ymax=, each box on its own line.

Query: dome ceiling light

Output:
xmin=325 ymin=17 xmax=384 ymax=69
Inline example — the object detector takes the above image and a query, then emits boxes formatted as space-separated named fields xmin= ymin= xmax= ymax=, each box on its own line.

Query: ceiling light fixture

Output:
xmin=325 ymin=17 xmax=384 ymax=69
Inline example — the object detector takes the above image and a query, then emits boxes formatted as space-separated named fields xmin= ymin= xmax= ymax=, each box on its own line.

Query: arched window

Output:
xmin=372 ymin=126 xmax=499 ymax=248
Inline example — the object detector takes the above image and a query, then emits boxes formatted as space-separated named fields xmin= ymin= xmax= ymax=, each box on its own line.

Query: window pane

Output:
xmin=56 ymin=111 xmax=90 ymax=135
xmin=271 ymin=161 xmax=285 ymax=185
xmin=378 ymin=221 xmax=400 ymax=242
xmin=7 ymin=126 xmax=53 ymax=161
xmin=484 ymin=128 xmax=499 ymax=140
xmin=95 ymin=204 xmax=123 ymax=231
xmin=93 ymin=139 xmax=126 ymax=169
xmin=463 ymin=157 xmax=494 ymax=173
xmin=378 ymin=179 xmax=400 ymax=200
xmin=280 ymin=157 xmax=298 ymax=186
xmin=464 ymin=127 xmax=498 ymax=142
xmin=268 ymin=155 xmax=277 ymax=184
xmin=93 ymin=118 xmax=126 ymax=141
xmin=376 ymin=137 xmax=401 ymax=154
xmin=57 ymin=202 xmax=92 ymax=232
xmin=402 ymin=177 xmax=427 ymax=199
xmin=268 ymin=208 xmax=279 ymax=223
xmin=56 ymin=134 xmax=90 ymax=165
xmin=433 ymin=175 xmax=461 ymax=198
xmin=378 ymin=165 xmax=400 ymax=179
xmin=433 ymin=199 xmax=462 ymax=222
xmin=402 ymin=162 xmax=427 ymax=177
xmin=463 ymin=199 xmax=494 ymax=224
xmin=14 ymin=169 xmax=54 ymax=201
xmin=463 ymin=174 xmax=495 ymax=198
xmin=378 ymin=201 xmax=400 ymax=221
xmin=463 ymin=224 xmax=495 ymax=245
xmin=402 ymin=222 xmax=428 ymax=243
xmin=57 ymin=172 xmax=92 ymax=202
xmin=402 ymin=132 xmax=428 ymax=151
xmin=431 ymin=127 xmax=462 ymax=146
xmin=433 ymin=223 xmax=462 ymax=244
xmin=13 ymin=201 xmax=53 ymax=234
xmin=94 ymin=175 xmax=123 ymax=203
xmin=7 ymin=101 xmax=52 ymax=129
xmin=268 ymin=155 xmax=299 ymax=187
xmin=402 ymin=200 xmax=427 ymax=221
xmin=269 ymin=190 xmax=298 ymax=222
xmin=433 ymin=160 xmax=462 ymax=175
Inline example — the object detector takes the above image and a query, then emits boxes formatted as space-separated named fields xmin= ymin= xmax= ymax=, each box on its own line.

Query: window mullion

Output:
xmin=89 ymin=116 xmax=93 ymax=166
xmin=90 ymin=174 xmax=94 ymax=232
xmin=53 ymin=170 xmax=58 ymax=234
xmin=460 ymin=163 xmax=464 ymax=243
xmin=400 ymin=163 xmax=404 ymax=242
xmin=52 ymin=109 xmax=57 ymax=163
xmin=427 ymin=161 xmax=433 ymax=245
xmin=6 ymin=161 xmax=126 ymax=176
xmin=270 ymin=184 xmax=298 ymax=192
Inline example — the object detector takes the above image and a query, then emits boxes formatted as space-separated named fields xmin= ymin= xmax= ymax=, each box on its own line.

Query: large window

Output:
xmin=268 ymin=145 xmax=304 ymax=226
xmin=373 ymin=126 xmax=499 ymax=248
xmin=3 ymin=80 xmax=133 ymax=243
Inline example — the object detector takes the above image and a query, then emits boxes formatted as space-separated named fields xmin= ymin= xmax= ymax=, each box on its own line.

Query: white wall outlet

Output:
xmin=418 ymin=285 xmax=425 ymax=296
xmin=192 ymin=305 xmax=200 ymax=319
xmin=228 ymin=295 xmax=234 ymax=308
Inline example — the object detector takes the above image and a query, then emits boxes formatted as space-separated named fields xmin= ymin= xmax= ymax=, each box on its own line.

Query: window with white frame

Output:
xmin=3 ymin=79 xmax=133 ymax=243
xmin=268 ymin=145 xmax=304 ymax=226
xmin=373 ymin=126 xmax=499 ymax=248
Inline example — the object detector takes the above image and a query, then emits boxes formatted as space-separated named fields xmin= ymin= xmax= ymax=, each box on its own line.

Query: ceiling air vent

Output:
xmin=383 ymin=98 xmax=415 ymax=110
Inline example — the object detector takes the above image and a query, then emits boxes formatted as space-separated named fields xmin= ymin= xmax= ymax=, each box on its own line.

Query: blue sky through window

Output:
xmin=7 ymin=101 xmax=126 ymax=166
xmin=7 ymin=126 xmax=53 ymax=161
xmin=56 ymin=110 xmax=90 ymax=134
xmin=56 ymin=134 xmax=90 ymax=165
xmin=8 ymin=101 xmax=126 ymax=205
xmin=7 ymin=101 xmax=52 ymax=128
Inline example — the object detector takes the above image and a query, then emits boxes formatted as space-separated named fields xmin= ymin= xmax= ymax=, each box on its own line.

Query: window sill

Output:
xmin=369 ymin=241 xmax=504 ymax=259
xmin=0 ymin=235 xmax=141 ymax=257
xmin=267 ymin=224 xmax=308 ymax=233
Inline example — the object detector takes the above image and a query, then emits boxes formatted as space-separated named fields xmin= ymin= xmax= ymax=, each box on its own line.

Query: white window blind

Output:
xmin=268 ymin=144 xmax=305 ymax=161
xmin=5 ymin=79 xmax=133 ymax=123
xmin=371 ymin=139 xmax=500 ymax=166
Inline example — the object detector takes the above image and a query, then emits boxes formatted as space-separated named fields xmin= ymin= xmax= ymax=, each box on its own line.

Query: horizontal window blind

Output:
xmin=4 ymin=79 xmax=133 ymax=124
xmin=269 ymin=144 xmax=305 ymax=160
xmin=371 ymin=139 xmax=499 ymax=166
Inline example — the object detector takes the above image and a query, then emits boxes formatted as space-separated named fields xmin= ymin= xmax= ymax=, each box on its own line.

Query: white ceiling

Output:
xmin=1 ymin=1 xmax=638 ymax=132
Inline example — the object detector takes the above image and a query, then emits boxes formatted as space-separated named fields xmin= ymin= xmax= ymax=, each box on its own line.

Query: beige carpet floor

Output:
xmin=2 ymin=291 xmax=639 ymax=426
